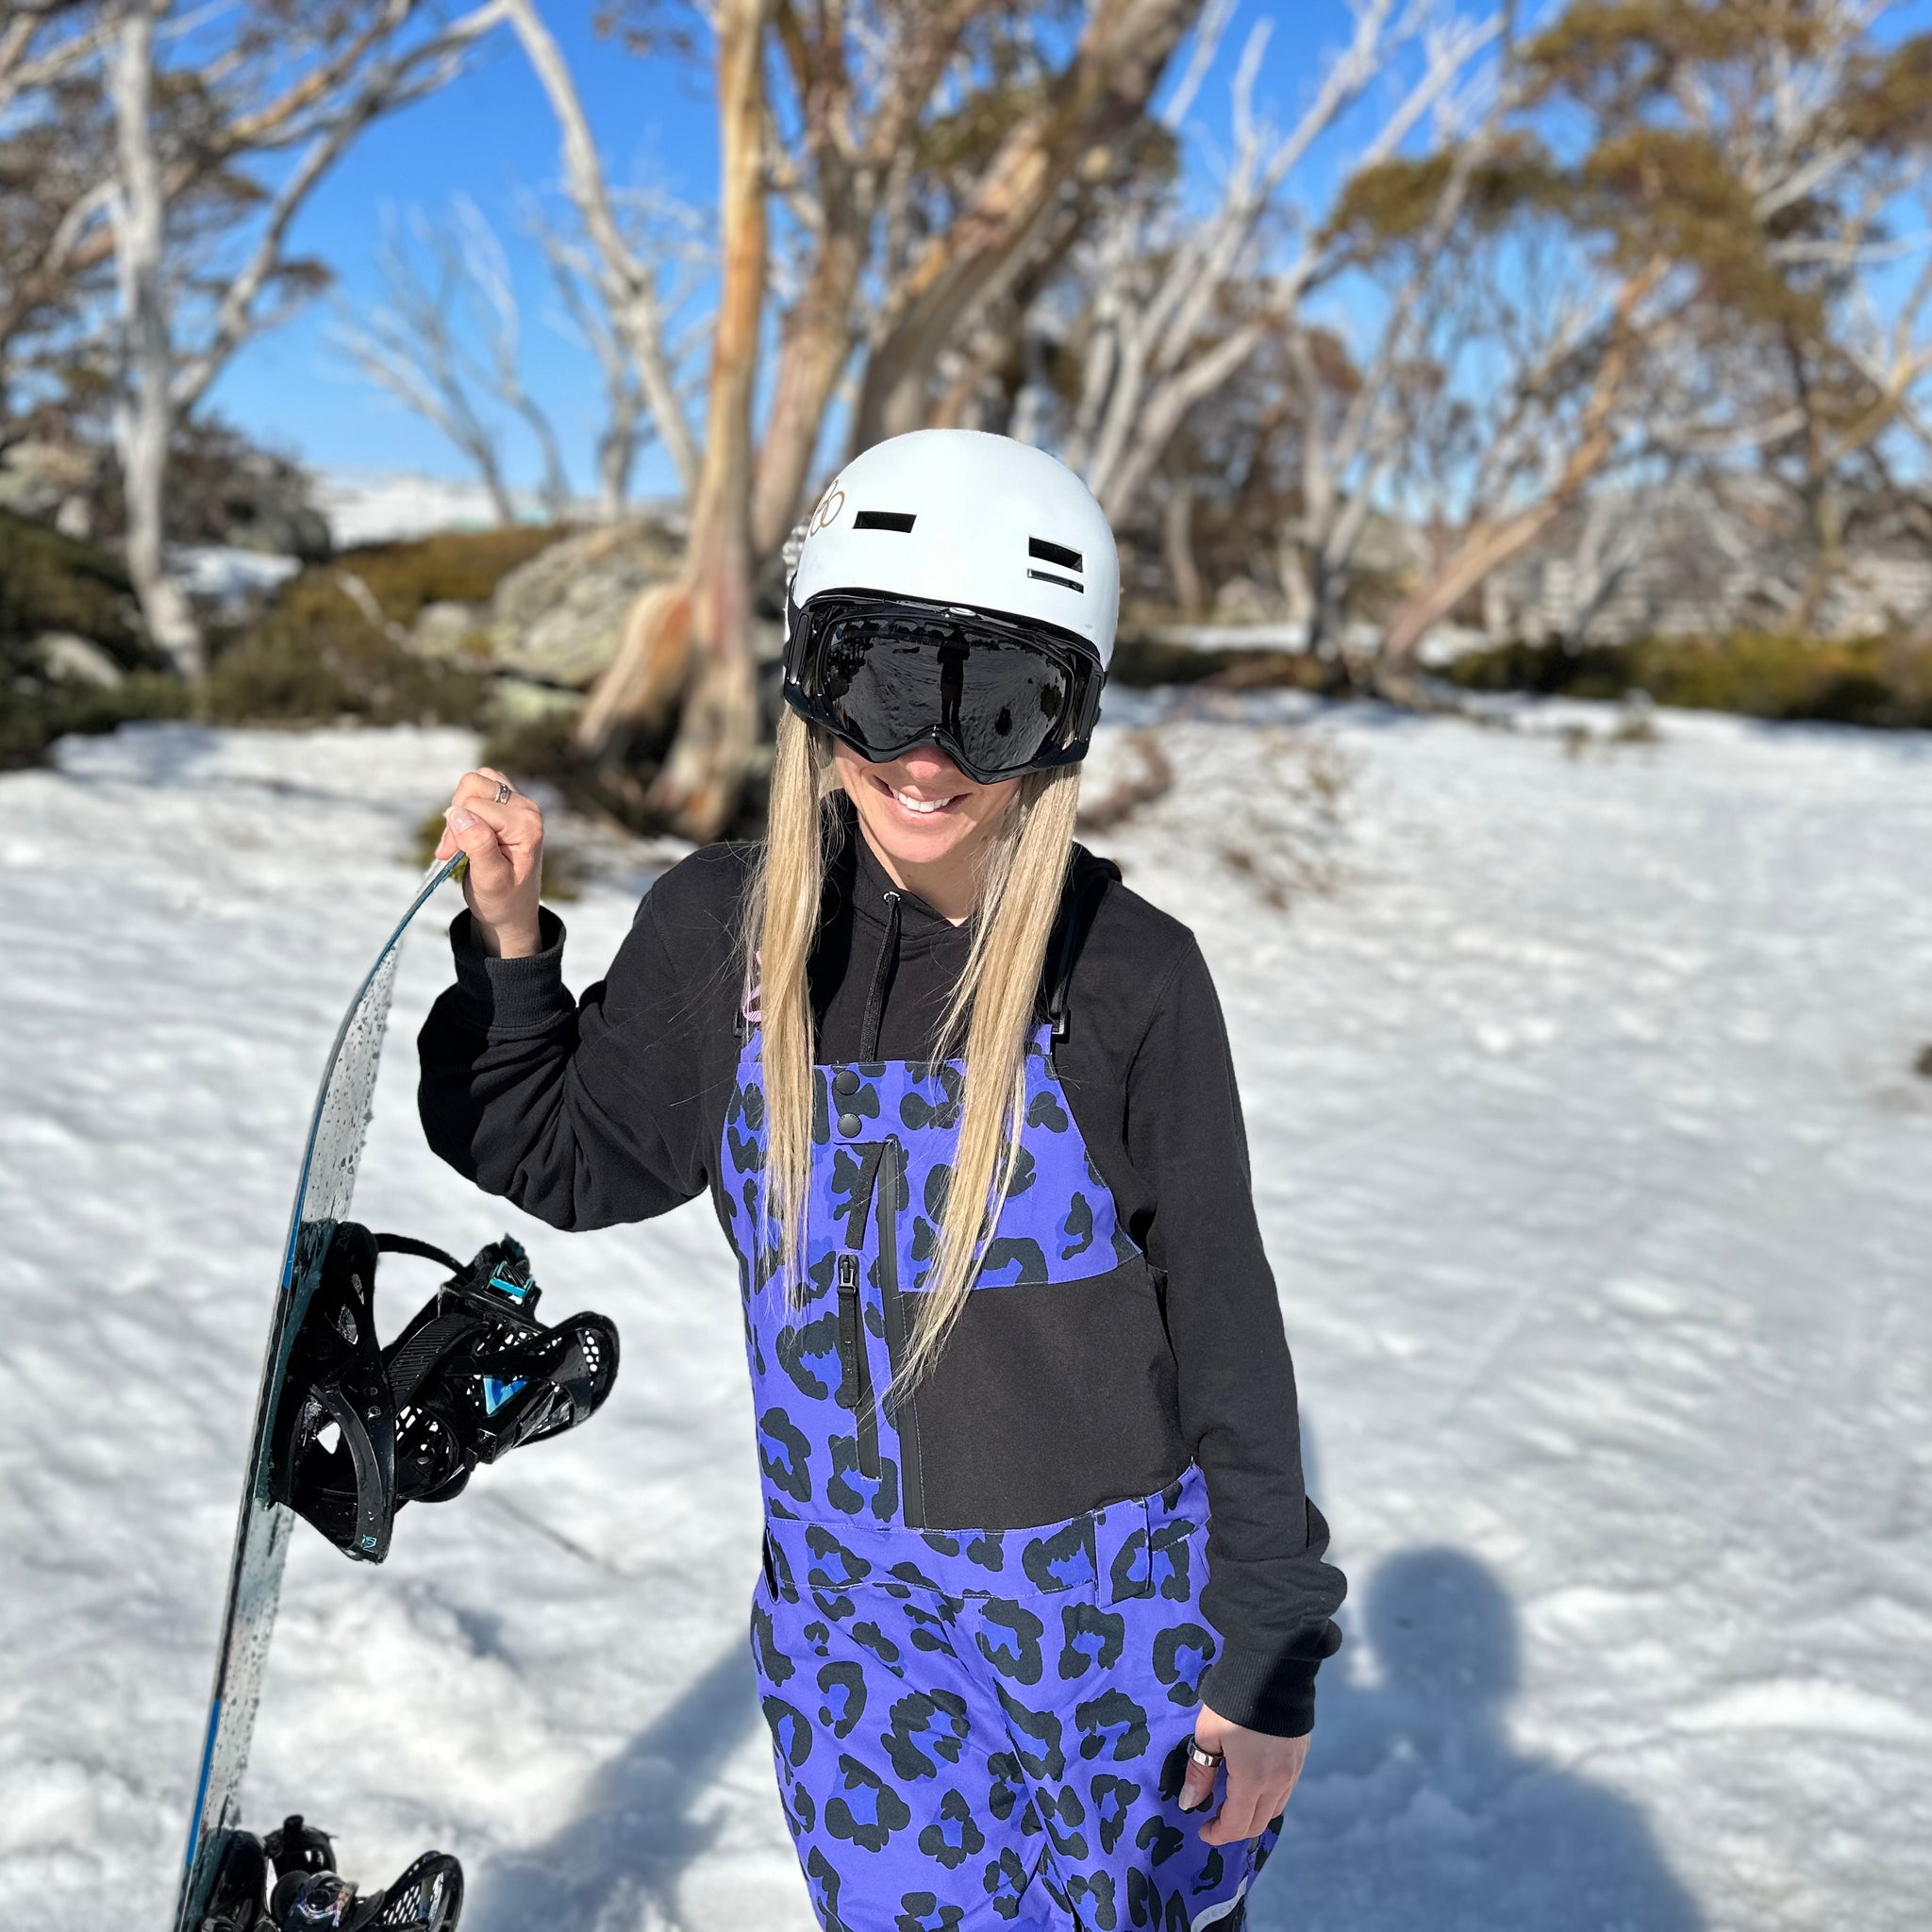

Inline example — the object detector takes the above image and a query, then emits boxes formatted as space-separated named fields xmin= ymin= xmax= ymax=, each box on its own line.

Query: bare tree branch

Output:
xmin=501 ymin=0 xmax=700 ymax=498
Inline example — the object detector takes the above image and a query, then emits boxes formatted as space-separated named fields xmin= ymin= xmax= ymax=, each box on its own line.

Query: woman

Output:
xmin=419 ymin=429 xmax=1344 ymax=1932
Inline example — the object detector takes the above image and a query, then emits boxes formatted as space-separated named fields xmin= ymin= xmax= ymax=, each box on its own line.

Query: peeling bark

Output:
xmin=575 ymin=0 xmax=770 ymax=841
xmin=851 ymin=0 xmax=1207 ymax=450
xmin=749 ymin=208 xmax=866 ymax=557
xmin=747 ymin=0 xmax=988 ymax=556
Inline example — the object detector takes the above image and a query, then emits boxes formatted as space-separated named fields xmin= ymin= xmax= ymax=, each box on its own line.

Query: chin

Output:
xmin=863 ymin=806 xmax=977 ymax=868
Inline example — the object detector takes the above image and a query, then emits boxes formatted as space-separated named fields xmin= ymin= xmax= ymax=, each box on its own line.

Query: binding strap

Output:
xmin=375 ymin=1232 xmax=466 ymax=1275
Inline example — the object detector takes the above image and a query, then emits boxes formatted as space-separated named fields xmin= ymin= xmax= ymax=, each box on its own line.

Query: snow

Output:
xmin=169 ymin=546 xmax=303 ymax=610
xmin=3 ymin=704 xmax=1930 ymax=1931
xmin=310 ymin=469 xmax=682 ymax=547
xmin=313 ymin=471 xmax=543 ymax=546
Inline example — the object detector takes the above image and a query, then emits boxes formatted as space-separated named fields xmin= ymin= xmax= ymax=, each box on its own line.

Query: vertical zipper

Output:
xmin=836 ymin=1251 xmax=878 ymax=1479
xmin=876 ymin=1135 xmax=924 ymax=1526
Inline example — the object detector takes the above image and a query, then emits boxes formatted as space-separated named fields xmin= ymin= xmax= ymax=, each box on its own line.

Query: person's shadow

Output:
xmin=1254 ymin=1548 xmax=1703 ymax=1931
xmin=462 ymin=1641 xmax=762 ymax=1932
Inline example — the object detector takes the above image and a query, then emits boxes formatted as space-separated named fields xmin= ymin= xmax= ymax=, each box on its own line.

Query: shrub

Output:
xmin=1441 ymin=636 xmax=1634 ymax=700
xmin=0 ymin=508 xmax=147 ymax=665
xmin=477 ymin=705 xmax=775 ymax=842
xmin=208 ymin=579 xmax=487 ymax=726
xmin=202 ymin=525 xmax=568 ymax=729
xmin=2 ymin=519 xmax=569 ymax=763
xmin=0 ymin=675 xmax=189 ymax=774
xmin=1445 ymin=630 xmax=1932 ymax=728
xmin=0 ymin=509 xmax=179 ymax=769
xmin=1109 ymin=631 xmax=1334 ymax=691
xmin=330 ymin=525 xmax=566 ymax=625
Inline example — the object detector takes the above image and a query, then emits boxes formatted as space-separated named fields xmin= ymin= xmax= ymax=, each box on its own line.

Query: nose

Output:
xmin=898 ymin=744 xmax=968 ymax=785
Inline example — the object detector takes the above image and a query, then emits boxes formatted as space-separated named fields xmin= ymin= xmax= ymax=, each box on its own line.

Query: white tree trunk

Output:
xmin=1277 ymin=536 xmax=1313 ymax=627
xmin=503 ymin=0 xmax=699 ymax=499
xmin=108 ymin=1 xmax=203 ymax=682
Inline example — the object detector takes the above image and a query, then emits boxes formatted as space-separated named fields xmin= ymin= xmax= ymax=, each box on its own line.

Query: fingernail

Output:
xmin=451 ymin=809 xmax=475 ymax=830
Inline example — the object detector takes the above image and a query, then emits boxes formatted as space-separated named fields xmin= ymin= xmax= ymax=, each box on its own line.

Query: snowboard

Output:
xmin=173 ymin=856 xmax=462 ymax=1932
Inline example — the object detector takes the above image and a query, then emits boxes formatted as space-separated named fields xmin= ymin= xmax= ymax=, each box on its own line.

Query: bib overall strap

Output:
xmin=1041 ymin=858 xmax=1121 ymax=1073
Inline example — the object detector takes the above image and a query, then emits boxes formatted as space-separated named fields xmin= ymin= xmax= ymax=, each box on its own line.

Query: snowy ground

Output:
xmin=2 ymin=703 xmax=1929 ymax=1931
xmin=311 ymin=470 xmax=556 ymax=546
xmin=310 ymin=470 xmax=684 ymax=547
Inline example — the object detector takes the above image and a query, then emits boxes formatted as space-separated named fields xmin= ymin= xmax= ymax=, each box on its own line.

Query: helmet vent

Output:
xmin=855 ymin=509 xmax=917 ymax=532
xmin=1028 ymin=568 xmax=1082 ymax=591
xmin=1029 ymin=537 xmax=1083 ymax=573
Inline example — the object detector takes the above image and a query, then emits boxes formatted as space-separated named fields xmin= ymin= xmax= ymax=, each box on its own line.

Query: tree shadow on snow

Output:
xmin=1253 ymin=1548 xmax=1703 ymax=1932
xmin=464 ymin=1641 xmax=762 ymax=1932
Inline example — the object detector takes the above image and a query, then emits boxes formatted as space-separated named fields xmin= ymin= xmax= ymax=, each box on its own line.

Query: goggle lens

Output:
xmin=792 ymin=601 xmax=1097 ymax=780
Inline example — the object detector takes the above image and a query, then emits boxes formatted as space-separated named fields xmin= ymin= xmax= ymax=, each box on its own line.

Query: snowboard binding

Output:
xmin=269 ymin=1222 xmax=620 ymax=1561
xmin=203 ymin=1816 xmax=463 ymax=1931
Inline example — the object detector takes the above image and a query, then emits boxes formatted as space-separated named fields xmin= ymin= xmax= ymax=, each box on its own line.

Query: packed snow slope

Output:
xmin=2 ymin=704 xmax=1928 ymax=1932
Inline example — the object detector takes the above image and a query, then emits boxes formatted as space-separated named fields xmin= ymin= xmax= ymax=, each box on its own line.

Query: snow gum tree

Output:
xmin=1341 ymin=0 xmax=1932 ymax=679
xmin=562 ymin=0 xmax=1218 ymax=839
xmin=19 ymin=0 xmax=505 ymax=683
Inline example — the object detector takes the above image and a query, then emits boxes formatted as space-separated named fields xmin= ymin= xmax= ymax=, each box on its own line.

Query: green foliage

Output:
xmin=0 ymin=675 xmax=189 ymax=774
xmin=1519 ymin=0 xmax=1790 ymax=115
xmin=200 ymin=525 xmax=566 ymax=728
xmin=1325 ymin=135 xmax=1566 ymax=255
xmin=0 ymin=509 xmax=146 ymax=662
xmin=1447 ymin=629 xmax=1932 ymax=727
xmin=1108 ymin=633 xmax=1335 ymax=692
xmin=0 ymin=509 xmax=177 ymax=770
xmin=1338 ymin=0 xmax=1932 ymax=369
xmin=325 ymin=525 xmax=565 ymax=626
xmin=1584 ymin=125 xmax=1813 ymax=327
xmin=1841 ymin=33 xmax=1932 ymax=155
xmin=207 ymin=586 xmax=483 ymax=727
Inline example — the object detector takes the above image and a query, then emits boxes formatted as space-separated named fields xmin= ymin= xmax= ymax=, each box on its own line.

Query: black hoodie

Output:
xmin=417 ymin=808 xmax=1345 ymax=1736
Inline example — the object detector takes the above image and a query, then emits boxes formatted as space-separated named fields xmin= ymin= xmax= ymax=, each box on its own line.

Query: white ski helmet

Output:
xmin=789 ymin=429 xmax=1120 ymax=669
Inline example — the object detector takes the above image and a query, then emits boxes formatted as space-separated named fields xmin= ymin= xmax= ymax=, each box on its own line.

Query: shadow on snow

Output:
xmin=464 ymin=1641 xmax=763 ymax=1932
xmin=1252 ymin=1547 xmax=1702 ymax=1932
xmin=462 ymin=1545 xmax=1699 ymax=1931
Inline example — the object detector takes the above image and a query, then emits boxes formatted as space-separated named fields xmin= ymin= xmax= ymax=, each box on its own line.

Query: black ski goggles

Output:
xmin=782 ymin=592 xmax=1105 ymax=783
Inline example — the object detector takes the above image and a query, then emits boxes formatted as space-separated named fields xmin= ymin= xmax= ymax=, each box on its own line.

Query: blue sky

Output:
xmin=204 ymin=2 xmax=1404 ymax=497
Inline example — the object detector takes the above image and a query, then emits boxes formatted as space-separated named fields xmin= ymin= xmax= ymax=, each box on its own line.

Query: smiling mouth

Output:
xmin=872 ymin=773 xmax=966 ymax=817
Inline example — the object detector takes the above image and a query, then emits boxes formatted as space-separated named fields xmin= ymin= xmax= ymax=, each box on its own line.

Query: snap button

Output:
xmin=832 ymin=1068 xmax=860 ymax=1097
xmin=837 ymin=1111 xmax=862 ymax=1138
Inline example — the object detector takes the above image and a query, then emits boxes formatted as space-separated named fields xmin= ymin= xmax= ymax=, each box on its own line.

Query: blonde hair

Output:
xmin=742 ymin=708 xmax=1082 ymax=1392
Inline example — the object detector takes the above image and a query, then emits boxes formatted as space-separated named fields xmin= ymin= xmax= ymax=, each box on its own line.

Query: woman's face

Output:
xmin=832 ymin=738 xmax=1020 ymax=889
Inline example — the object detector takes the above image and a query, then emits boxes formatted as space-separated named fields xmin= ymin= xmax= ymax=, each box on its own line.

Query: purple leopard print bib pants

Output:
xmin=721 ymin=1026 xmax=1281 ymax=1931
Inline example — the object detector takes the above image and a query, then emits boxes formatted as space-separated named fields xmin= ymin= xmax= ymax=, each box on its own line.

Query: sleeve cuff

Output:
xmin=1199 ymin=1630 xmax=1338 ymax=1739
xmin=449 ymin=906 xmax=574 ymax=1031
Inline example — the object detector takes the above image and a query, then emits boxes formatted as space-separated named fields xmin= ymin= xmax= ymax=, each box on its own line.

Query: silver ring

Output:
xmin=1185 ymin=1737 xmax=1224 ymax=1771
xmin=493 ymin=779 xmax=513 ymax=805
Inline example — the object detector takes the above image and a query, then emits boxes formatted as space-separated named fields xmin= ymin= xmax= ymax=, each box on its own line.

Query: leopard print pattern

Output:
xmin=750 ymin=1470 xmax=1276 ymax=1931
xmin=721 ymin=1036 xmax=1265 ymax=1927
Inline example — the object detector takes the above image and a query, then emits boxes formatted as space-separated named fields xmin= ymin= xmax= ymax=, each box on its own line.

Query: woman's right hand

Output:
xmin=435 ymin=766 xmax=544 ymax=958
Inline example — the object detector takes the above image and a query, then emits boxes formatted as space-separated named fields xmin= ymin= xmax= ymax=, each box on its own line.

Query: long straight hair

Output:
xmin=741 ymin=708 xmax=1082 ymax=1391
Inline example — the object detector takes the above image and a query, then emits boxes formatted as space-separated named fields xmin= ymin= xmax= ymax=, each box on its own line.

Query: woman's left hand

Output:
xmin=1179 ymin=1705 xmax=1310 ymax=1842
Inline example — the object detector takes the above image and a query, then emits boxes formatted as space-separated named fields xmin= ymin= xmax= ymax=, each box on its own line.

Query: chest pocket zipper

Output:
xmin=835 ymin=1252 xmax=879 ymax=1479
xmin=876 ymin=1134 xmax=924 ymax=1524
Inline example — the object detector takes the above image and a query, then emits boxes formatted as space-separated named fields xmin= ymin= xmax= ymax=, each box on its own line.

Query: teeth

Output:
xmin=892 ymin=789 xmax=950 ymax=814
